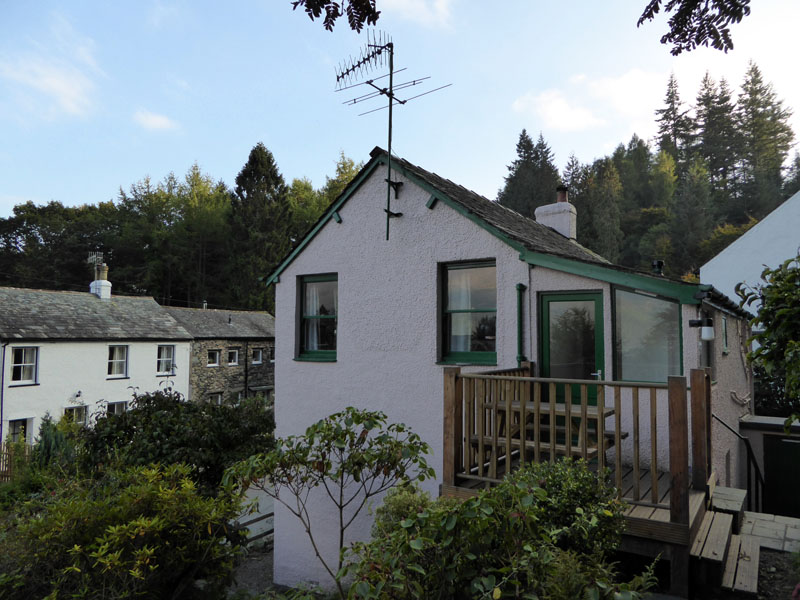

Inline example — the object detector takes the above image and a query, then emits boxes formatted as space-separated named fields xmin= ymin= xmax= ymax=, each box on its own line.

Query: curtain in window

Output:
xmin=305 ymin=283 xmax=320 ymax=351
xmin=449 ymin=270 xmax=473 ymax=352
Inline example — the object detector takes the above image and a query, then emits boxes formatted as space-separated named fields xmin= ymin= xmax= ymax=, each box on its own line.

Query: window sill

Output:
xmin=8 ymin=382 xmax=39 ymax=388
xmin=156 ymin=373 xmax=175 ymax=378
xmin=227 ymin=364 xmax=240 ymax=367
xmin=106 ymin=376 xmax=130 ymax=381
xmin=437 ymin=360 xmax=497 ymax=367
xmin=252 ymin=361 xmax=263 ymax=366
xmin=295 ymin=356 xmax=337 ymax=363
xmin=206 ymin=364 xmax=220 ymax=368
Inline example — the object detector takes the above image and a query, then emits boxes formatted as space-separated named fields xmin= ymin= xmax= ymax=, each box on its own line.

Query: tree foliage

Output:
xmin=498 ymin=130 xmax=561 ymax=220
xmin=637 ymin=0 xmax=751 ymax=55
xmin=0 ymin=463 xmax=243 ymax=600
xmin=737 ymin=251 xmax=800 ymax=426
xmin=347 ymin=460 xmax=656 ymax=599
xmin=225 ymin=407 xmax=434 ymax=598
xmin=78 ymin=388 xmax=275 ymax=495
xmin=291 ymin=0 xmax=379 ymax=31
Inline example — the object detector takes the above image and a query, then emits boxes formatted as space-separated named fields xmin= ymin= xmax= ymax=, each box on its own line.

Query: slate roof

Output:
xmin=163 ymin=307 xmax=275 ymax=339
xmin=0 ymin=287 xmax=192 ymax=341
xmin=381 ymin=148 xmax=609 ymax=265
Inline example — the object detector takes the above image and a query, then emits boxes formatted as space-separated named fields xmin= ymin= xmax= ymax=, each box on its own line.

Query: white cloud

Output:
xmin=134 ymin=109 xmax=179 ymax=131
xmin=381 ymin=0 xmax=453 ymax=28
xmin=0 ymin=13 xmax=101 ymax=119
xmin=512 ymin=89 xmax=605 ymax=132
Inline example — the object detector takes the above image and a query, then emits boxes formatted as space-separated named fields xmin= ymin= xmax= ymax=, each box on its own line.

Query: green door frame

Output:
xmin=540 ymin=292 xmax=605 ymax=403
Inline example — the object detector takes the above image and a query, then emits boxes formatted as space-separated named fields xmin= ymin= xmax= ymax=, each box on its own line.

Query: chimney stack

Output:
xmin=534 ymin=186 xmax=576 ymax=240
xmin=90 ymin=263 xmax=112 ymax=300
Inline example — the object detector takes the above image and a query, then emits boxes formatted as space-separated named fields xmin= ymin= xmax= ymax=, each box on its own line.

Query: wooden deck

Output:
xmin=440 ymin=365 xmax=747 ymax=597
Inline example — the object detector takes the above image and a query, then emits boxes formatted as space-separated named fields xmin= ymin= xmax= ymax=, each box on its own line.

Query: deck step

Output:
xmin=690 ymin=511 xmax=733 ymax=585
xmin=712 ymin=486 xmax=747 ymax=534
xmin=721 ymin=534 xmax=759 ymax=597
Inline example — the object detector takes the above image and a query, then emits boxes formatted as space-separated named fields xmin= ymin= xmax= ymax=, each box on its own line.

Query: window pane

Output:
xmin=548 ymin=300 xmax=596 ymax=380
xmin=446 ymin=313 xmax=496 ymax=353
xmin=303 ymin=318 xmax=336 ymax=351
xmin=615 ymin=289 xmax=680 ymax=382
xmin=447 ymin=266 xmax=496 ymax=310
xmin=304 ymin=281 xmax=337 ymax=317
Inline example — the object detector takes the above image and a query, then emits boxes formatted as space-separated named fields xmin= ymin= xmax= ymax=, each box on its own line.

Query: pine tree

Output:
xmin=694 ymin=74 xmax=739 ymax=222
xmin=577 ymin=158 xmax=623 ymax=263
xmin=735 ymin=62 xmax=795 ymax=221
xmin=562 ymin=154 xmax=592 ymax=243
xmin=228 ymin=143 xmax=292 ymax=312
xmin=498 ymin=130 xmax=561 ymax=219
xmin=783 ymin=152 xmax=800 ymax=199
xmin=655 ymin=73 xmax=693 ymax=171
xmin=670 ymin=159 xmax=713 ymax=275
xmin=649 ymin=150 xmax=678 ymax=211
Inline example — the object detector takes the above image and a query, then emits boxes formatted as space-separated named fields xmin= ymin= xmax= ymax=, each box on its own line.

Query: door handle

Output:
xmin=590 ymin=370 xmax=602 ymax=380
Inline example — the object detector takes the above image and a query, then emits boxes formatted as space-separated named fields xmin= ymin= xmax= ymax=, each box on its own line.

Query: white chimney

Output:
xmin=90 ymin=263 xmax=112 ymax=300
xmin=534 ymin=185 xmax=576 ymax=240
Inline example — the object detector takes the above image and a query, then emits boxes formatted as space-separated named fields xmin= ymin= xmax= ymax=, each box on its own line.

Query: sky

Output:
xmin=1 ymin=1 xmax=799 ymax=219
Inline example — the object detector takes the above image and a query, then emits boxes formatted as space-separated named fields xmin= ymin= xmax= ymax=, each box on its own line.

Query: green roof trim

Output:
xmin=265 ymin=157 xmax=383 ymax=286
xmin=520 ymin=250 xmax=706 ymax=304
xmin=265 ymin=149 xmax=710 ymax=307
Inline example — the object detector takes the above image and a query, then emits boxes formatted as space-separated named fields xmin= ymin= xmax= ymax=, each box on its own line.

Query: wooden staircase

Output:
xmin=690 ymin=485 xmax=759 ymax=597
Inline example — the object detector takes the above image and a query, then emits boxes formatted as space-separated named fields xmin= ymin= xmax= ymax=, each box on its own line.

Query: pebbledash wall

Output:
xmin=188 ymin=338 xmax=274 ymax=403
xmin=1 ymin=340 xmax=191 ymax=443
xmin=274 ymin=169 xmax=528 ymax=588
xmin=273 ymin=164 xmax=753 ymax=589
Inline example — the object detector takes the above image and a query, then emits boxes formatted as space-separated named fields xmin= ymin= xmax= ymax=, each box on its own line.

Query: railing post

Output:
xmin=690 ymin=369 xmax=710 ymax=491
xmin=443 ymin=367 xmax=461 ymax=487
xmin=704 ymin=367 xmax=713 ymax=480
xmin=668 ymin=375 xmax=690 ymax=526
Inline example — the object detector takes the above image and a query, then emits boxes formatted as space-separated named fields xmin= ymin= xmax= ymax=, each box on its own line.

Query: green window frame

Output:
xmin=299 ymin=274 xmax=338 ymax=362
xmin=442 ymin=262 xmax=497 ymax=365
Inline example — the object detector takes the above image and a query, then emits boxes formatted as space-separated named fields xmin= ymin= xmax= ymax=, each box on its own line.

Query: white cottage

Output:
xmin=267 ymin=148 xmax=754 ymax=590
xmin=0 ymin=268 xmax=192 ymax=444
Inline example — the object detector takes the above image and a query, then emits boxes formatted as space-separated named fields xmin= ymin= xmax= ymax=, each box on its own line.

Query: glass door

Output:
xmin=540 ymin=293 xmax=604 ymax=404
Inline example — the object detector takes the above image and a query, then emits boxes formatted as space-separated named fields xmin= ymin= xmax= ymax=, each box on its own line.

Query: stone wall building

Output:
xmin=164 ymin=307 xmax=275 ymax=403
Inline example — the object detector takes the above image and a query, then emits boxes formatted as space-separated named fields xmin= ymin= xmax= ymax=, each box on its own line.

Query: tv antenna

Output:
xmin=87 ymin=251 xmax=105 ymax=279
xmin=335 ymin=30 xmax=451 ymax=240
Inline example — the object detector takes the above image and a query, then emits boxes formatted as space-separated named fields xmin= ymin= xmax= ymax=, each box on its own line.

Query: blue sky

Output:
xmin=1 ymin=1 xmax=798 ymax=219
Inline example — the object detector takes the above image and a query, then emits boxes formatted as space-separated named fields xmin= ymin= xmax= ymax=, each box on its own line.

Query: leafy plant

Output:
xmin=346 ymin=460 xmax=653 ymax=600
xmin=0 ymin=463 xmax=244 ymax=600
xmin=737 ymin=251 xmax=800 ymax=427
xmin=225 ymin=407 xmax=434 ymax=599
xmin=77 ymin=388 xmax=275 ymax=494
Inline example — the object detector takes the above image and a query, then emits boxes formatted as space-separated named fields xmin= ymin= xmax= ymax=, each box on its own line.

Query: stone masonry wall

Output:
xmin=188 ymin=338 xmax=274 ymax=402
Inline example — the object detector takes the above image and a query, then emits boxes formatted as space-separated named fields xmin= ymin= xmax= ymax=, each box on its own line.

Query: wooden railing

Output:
xmin=443 ymin=366 xmax=714 ymax=531
xmin=0 ymin=443 xmax=32 ymax=483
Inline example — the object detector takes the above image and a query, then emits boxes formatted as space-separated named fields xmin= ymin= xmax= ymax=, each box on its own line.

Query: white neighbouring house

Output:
xmin=267 ymin=147 xmax=754 ymax=590
xmin=700 ymin=189 xmax=800 ymax=315
xmin=0 ymin=269 xmax=192 ymax=444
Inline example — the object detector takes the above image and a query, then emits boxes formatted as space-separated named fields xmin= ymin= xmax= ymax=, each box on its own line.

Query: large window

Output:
xmin=207 ymin=349 xmax=221 ymax=367
xmin=11 ymin=347 xmax=38 ymax=384
xmin=614 ymin=288 xmax=681 ymax=382
xmin=443 ymin=262 xmax=497 ymax=364
xmin=64 ymin=405 xmax=88 ymax=426
xmin=157 ymin=345 xmax=175 ymax=375
xmin=299 ymin=274 xmax=338 ymax=360
xmin=107 ymin=345 xmax=128 ymax=378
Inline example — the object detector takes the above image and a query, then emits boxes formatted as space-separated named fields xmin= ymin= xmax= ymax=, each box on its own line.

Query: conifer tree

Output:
xmin=228 ymin=143 xmax=292 ymax=312
xmin=655 ymin=74 xmax=693 ymax=172
xmin=735 ymin=62 xmax=795 ymax=222
xmin=670 ymin=159 xmax=713 ymax=275
xmin=498 ymin=130 xmax=561 ymax=219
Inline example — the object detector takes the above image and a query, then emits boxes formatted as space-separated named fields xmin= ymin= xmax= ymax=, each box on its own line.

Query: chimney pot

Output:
xmin=556 ymin=185 xmax=569 ymax=203
xmin=534 ymin=186 xmax=577 ymax=240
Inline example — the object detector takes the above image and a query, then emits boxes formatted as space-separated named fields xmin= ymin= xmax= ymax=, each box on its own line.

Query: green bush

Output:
xmin=78 ymin=388 xmax=275 ymax=494
xmin=0 ymin=463 xmax=244 ymax=600
xmin=346 ymin=460 xmax=654 ymax=599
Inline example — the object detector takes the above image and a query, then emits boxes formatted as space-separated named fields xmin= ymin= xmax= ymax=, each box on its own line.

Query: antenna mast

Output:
xmin=336 ymin=31 xmax=451 ymax=240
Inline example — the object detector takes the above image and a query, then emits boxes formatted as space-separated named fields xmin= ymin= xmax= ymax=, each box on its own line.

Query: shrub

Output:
xmin=78 ymin=388 xmax=275 ymax=494
xmin=346 ymin=460 xmax=654 ymax=599
xmin=0 ymin=463 xmax=244 ymax=600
